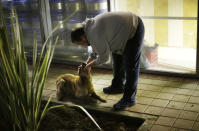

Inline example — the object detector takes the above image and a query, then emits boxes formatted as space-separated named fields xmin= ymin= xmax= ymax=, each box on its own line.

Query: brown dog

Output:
xmin=56 ymin=63 xmax=106 ymax=103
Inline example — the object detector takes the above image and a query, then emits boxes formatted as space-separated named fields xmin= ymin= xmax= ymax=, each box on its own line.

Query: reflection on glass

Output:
xmin=2 ymin=0 xmax=42 ymax=53
xmin=49 ymin=0 xmax=108 ymax=64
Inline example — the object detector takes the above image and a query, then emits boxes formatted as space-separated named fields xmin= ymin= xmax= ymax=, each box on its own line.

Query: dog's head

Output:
xmin=78 ymin=63 xmax=91 ymax=77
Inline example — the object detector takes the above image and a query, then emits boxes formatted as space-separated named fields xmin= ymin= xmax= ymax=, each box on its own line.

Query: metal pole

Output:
xmin=196 ymin=0 xmax=199 ymax=74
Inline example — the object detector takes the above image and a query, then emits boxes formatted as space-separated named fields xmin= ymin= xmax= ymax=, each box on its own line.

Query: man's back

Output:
xmin=84 ymin=12 xmax=139 ymax=54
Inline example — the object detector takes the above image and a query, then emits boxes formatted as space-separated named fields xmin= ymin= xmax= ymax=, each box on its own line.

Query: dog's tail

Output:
xmin=90 ymin=93 xmax=106 ymax=103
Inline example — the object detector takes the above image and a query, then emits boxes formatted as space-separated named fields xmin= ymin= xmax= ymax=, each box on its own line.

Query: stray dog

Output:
xmin=56 ymin=63 xmax=106 ymax=103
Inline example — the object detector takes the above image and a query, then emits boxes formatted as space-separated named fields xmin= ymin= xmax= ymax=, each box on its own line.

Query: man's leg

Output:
xmin=113 ymin=39 xmax=141 ymax=110
xmin=112 ymin=53 xmax=126 ymax=88
xmin=113 ymin=17 xmax=145 ymax=110
xmin=103 ymin=53 xmax=125 ymax=94
xmin=123 ymin=44 xmax=141 ymax=102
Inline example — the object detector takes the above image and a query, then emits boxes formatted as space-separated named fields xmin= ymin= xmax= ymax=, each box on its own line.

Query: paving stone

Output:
xmin=176 ymin=88 xmax=193 ymax=95
xmin=43 ymin=89 xmax=54 ymax=96
xmin=106 ymin=94 xmax=123 ymax=101
xmin=170 ymin=128 xmax=191 ymax=131
xmin=144 ymin=115 xmax=158 ymax=124
xmin=99 ymin=74 xmax=112 ymax=80
xmin=167 ymin=101 xmax=186 ymax=110
xmin=150 ymin=125 xmax=171 ymax=131
xmin=145 ymin=106 xmax=164 ymax=115
xmin=93 ymin=84 xmax=104 ymax=91
xmin=94 ymin=79 xmax=110 ymax=85
xmin=92 ymin=74 xmax=105 ymax=79
xmin=156 ymin=93 xmax=174 ymax=100
xmin=173 ymin=119 xmax=194 ymax=130
xmin=192 ymin=121 xmax=199 ymax=131
xmin=137 ymin=83 xmax=147 ymax=90
xmin=179 ymin=83 xmax=197 ymax=90
xmin=139 ymin=74 xmax=159 ymax=79
xmin=161 ymin=87 xmax=178 ymax=94
xmin=155 ymin=76 xmax=182 ymax=82
xmin=138 ymin=78 xmax=153 ymax=84
xmin=137 ymin=89 xmax=144 ymax=97
xmin=45 ymin=81 xmax=56 ymax=90
xmin=97 ymin=99 xmax=115 ymax=108
xmin=92 ymin=78 xmax=100 ymax=83
xmin=179 ymin=111 xmax=198 ymax=120
xmin=155 ymin=116 xmax=176 ymax=126
xmin=192 ymin=91 xmax=199 ymax=97
xmin=150 ymin=99 xmax=170 ymax=107
xmin=188 ymin=96 xmax=199 ymax=104
xmin=50 ymin=92 xmax=57 ymax=98
xmin=172 ymin=95 xmax=190 ymax=102
xmin=95 ymin=90 xmax=109 ymax=99
xmin=128 ymin=104 xmax=148 ymax=113
xmin=138 ymin=84 xmax=162 ymax=91
xmin=152 ymin=80 xmax=181 ymax=88
xmin=140 ymin=90 xmax=160 ymax=98
xmin=184 ymin=103 xmax=199 ymax=112
xmin=137 ymin=96 xmax=154 ymax=105
xmin=195 ymin=85 xmax=199 ymax=91
xmin=161 ymin=108 xmax=181 ymax=118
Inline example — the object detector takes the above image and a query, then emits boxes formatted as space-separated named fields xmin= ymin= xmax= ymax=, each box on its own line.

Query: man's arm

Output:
xmin=85 ymin=58 xmax=96 ymax=70
xmin=86 ymin=58 xmax=94 ymax=65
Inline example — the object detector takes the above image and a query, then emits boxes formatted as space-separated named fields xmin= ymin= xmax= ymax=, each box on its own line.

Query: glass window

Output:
xmin=49 ymin=0 xmax=109 ymax=65
xmin=2 ymin=0 xmax=42 ymax=53
xmin=112 ymin=0 xmax=198 ymax=73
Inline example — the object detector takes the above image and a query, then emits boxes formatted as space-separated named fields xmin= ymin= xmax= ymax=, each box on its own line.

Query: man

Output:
xmin=71 ymin=11 xmax=145 ymax=110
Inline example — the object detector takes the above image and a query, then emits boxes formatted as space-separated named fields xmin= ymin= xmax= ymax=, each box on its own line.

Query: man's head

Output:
xmin=71 ymin=27 xmax=90 ymax=46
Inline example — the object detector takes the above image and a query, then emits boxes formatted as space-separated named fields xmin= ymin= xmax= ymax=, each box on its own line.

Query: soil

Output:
xmin=39 ymin=106 xmax=139 ymax=131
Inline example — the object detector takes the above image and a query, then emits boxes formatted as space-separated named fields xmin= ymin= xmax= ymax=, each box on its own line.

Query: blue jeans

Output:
xmin=111 ymin=17 xmax=145 ymax=101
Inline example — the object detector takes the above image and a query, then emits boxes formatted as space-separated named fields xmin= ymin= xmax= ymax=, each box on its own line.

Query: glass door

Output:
xmin=111 ymin=0 xmax=198 ymax=74
xmin=1 ymin=0 xmax=110 ymax=67
xmin=49 ymin=0 xmax=87 ymax=63
xmin=2 ymin=0 xmax=42 ymax=55
xmin=48 ymin=0 xmax=109 ymax=65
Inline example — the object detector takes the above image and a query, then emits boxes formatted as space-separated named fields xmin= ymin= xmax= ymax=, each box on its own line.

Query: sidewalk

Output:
xmin=44 ymin=64 xmax=199 ymax=131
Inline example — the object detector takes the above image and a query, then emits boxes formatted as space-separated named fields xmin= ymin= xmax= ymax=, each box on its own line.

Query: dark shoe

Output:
xmin=113 ymin=98 xmax=136 ymax=111
xmin=103 ymin=85 xmax=124 ymax=94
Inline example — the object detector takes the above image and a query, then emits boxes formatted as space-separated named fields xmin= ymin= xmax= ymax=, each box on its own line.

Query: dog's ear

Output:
xmin=81 ymin=62 xmax=87 ymax=71
xmin=78 ymin=63 xmax=86 ymax=74
xmin=78 ymin=62 xmax=91 ymax=75
xmin=82 ymin=63 xmax=91 ymax=74
xmin=81 ymin=62 xmax=86 ymax=68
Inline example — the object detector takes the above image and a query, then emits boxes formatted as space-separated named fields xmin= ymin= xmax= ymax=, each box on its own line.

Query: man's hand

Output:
xmin=77 ymin=63 xmax=91 ymax=74
xmin=86 ymin=58 xmax=93 ymax=65
xmin=85 ymin=60 xmax=96 ymax=71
